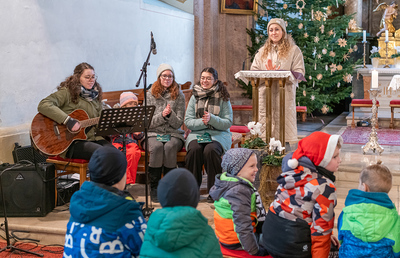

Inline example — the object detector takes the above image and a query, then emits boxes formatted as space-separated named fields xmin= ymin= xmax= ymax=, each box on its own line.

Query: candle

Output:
xmin=385 ymin=30 xmax=389 ymax=42
xmin=371 ymin=70 xmax=379 ymax=89
xmin=363 ymin=30 xmax=366 ymax=42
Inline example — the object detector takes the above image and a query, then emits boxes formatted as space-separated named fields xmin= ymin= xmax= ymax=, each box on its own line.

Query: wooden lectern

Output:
xmin=235 ymin=70 xmax=298 ymax=145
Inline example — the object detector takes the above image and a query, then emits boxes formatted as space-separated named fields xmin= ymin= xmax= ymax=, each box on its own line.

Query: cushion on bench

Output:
xmin=47 ymin=155 xmax=89 ymax=164
xmin=232 ymin=105 xmax=253 ymax=111
xmin=351 ymin=99 xmax=380 ymax=105
xmin=296 ymin=106 xmax=307 ymax=111
xmin=230 ymin=125 xmax=250 ymax=134
xmin=390 ymin=99 xmax=400 ymax=105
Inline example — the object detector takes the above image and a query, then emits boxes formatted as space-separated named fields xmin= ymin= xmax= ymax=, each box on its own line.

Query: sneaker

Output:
xmin=70 ymin=173 xmax=80 ymax=180
xmin=206 ymin=195 xmax=214 ymax=203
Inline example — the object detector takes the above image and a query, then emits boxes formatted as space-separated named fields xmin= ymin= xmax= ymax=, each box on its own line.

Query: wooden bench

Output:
xmin=351 ymin=99 xmax=379 ymax=129
xmin=296 ymin=106 xmax=307 ymax=122
xmin=389 ymin=99 xmax=400 ymax=129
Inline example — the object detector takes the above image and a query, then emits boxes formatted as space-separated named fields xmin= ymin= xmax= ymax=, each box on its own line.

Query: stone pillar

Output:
xmin=194 ymin=0 xmax=254 ymax=125
xmin=345 ymin=0 xmax=363 ymax=30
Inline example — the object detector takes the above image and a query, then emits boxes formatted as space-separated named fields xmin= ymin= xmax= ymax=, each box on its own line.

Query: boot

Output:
xmin=163 ymin=166 xmax=175 ymax=176
xmin=148 ymin=167 xmax=162 ymax=203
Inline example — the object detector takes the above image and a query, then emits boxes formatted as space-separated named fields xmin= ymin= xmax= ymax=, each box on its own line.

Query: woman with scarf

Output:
xmin=251 ymin=18 xmax=305 ymax=150
xmin=38 ymin=62 xmax=113 ymax=160
xmin=184 ymin=67 xmax=233 ymax=202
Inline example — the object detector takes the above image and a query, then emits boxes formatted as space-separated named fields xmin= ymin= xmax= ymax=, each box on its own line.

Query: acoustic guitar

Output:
xmin=30 ymin=109 xmax=99 ymax=156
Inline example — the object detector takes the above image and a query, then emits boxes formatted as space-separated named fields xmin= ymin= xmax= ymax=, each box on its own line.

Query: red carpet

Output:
xmin=341 ymin=127 xmax=400 ymax=146
xmin=0 ymin=241 xmax=63 ymax=257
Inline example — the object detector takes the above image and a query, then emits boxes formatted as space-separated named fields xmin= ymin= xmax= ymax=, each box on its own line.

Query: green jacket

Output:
xmin=37 ymin=87 xmax=104 ymax=157
xmin=139 ymin=206 xmax=222 ymax=258
xmin=184 ymin=95 xmax=233 ymax=153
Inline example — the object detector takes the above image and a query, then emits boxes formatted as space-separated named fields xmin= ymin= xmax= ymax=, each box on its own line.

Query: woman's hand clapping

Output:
xmin=202 ymin=111 xmax=211 ymax=125
xmin=162 ymin=104 xmax=172 ymax=117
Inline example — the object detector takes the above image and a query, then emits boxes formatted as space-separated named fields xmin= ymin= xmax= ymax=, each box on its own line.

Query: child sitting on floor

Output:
xmin=139 ymin=168 xmax=222 ymax=257
xmin=338 ymin=161 xmax=400 ymax=257
xmin=64 ymin=147 xmax=146 ymax=257
xmin=261 ymin=131 xmax=342 ymax=258
xmin=209 ymin=148 xmax=268 ymax=256
xmin=112 ymin=91 xmax=143 ymax=185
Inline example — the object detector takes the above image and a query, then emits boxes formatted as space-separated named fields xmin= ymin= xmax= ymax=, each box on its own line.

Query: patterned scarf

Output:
xmin=192 ymin=84 xmax=221 ymax=120
xmin=80 ymin=86 xmax=99 ymax=102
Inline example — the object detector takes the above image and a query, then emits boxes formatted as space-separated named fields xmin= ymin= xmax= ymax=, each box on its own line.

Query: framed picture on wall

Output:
xmin=221 ymin=0 xmax=258 ymax=14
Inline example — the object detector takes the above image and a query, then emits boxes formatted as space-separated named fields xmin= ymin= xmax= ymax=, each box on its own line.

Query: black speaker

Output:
xmin=12 ymin=143 xmax=47 ymax=164
xmin=0 ymin=162 xmax=56 ymax=217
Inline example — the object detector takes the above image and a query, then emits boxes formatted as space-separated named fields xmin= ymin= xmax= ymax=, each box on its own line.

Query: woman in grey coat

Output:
xmin=144 ymin=63 xmax=185 ymax=202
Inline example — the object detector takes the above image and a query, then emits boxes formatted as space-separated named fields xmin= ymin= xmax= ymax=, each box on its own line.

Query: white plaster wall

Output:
xmin=0 ymin=0 xmax=194 ymax=163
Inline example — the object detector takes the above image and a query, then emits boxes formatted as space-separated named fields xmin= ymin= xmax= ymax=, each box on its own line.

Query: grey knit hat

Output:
xmin=267 ymin=18 xmax=287 ymax=34
xmin=221 ymin=148 xmax=255 ymax=176
xmin=156 ymin=63 xmax=174 ymax=78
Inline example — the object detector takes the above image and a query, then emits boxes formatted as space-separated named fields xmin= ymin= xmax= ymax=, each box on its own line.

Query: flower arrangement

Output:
xmin=391 ymin=46 xmax=400 ymax=58
xmin=370 ymin=46 xmax=381 ymax=59
xmin=241 ymin=122 xmax=267 ymax=149
xmin=262 ymin=138 xmax=285 ymax=166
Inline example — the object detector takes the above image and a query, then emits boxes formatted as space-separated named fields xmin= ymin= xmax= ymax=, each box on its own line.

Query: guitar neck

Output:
xmin=80 ymin=117 xmax=100 ymax=128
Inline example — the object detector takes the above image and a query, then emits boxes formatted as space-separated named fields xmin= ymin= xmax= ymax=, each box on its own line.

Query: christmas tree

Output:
xmin=242 ymin=0 xmax=361 ymax=114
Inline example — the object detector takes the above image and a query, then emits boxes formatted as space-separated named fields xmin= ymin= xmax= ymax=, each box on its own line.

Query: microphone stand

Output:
xmin=0 ymin=166 xmax=44 ymax=257
xmin=135 ymin=33 xmax=156 ymax=218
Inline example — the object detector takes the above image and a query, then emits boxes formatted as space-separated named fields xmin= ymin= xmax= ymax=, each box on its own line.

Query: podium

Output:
xmin=235 ymin=70 xmax=300 ymax=145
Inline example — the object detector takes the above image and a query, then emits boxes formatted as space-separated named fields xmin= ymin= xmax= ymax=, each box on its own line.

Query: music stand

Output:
xmin=96 ymin=106 xmax=155 ymax=216
xmin=0 ymin=165 xmax=44 ymax=257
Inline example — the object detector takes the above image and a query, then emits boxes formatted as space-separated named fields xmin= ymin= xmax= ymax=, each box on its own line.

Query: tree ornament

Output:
xmin=313 ymin=47 xmax=317 ymax=57
xmin=311 ymin=95 xmax=315 ymax=101
xmin=304 ymin=32 xmax=309 ymax=38
xmin=313 ymin=80 xmax=315 ymax=87
xmin=298 ymin=23 xmax=304 ymax=29
xmin=338 ymin=38 xmax=347 ymax=47
xmin=283 ymin=3 xmax=288 ymax=9
xmin=315 ymin=10 xmax=323 ymax=21
xmin=348 ymin=47 xmax=354 ymax=53
xmin=353 ymin=45 xmax=358 ymax=51
xmin=337 ymin=64 xmax=343 ymax=70
xmin=337 ymin=82 xmax=341 ymax=87
xmin=343 ymin=73 xmax=353 ymax=83
xmin=325 ymin=64 xmax=328 ymax=71
xmin=326 ymin=8 xmax=332 ymax=16
xmin=329 ymin=51 xmax=336 ymax=57
xmin=330 ymin=63 xmax=337 ymax=73
xmin=322 ymin=48 xmax=327 ymax=54
xmin=309 ymin=75 xmax=312 ymax=80
xmin=296 ymin=0 xmax=306 ymax=15
xmin=321 ymin=104 xmax=329 ymax=114
xmin=314 ymin=36 xmax=320 ymax=43
xmin=320 ymin=25 xmax=325 ymax=33
xmin=317 ymin=74 xmax=323 ymax=80
xmin=350 ymin=92 xmax=355 ymax=98
xmin=317 ymin=54 xmax=322 ymax=59
xmin=328 ymin=30 xmax=334 ymax=36
xmin=343 ymin=53 xmax=350 ymax=61
xmin=314 ymin=62 xmax=317 ymax=70
xmin=303 ymin=90 xmax=306 ymax=96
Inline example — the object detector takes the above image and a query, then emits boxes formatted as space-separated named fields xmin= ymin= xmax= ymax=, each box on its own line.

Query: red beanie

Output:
xmin=287 ymin=132 xmax=343 ymax=169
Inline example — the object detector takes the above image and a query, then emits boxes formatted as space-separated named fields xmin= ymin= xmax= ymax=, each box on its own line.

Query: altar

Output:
xmin=355 ymin=66 xmax=400 ymax=110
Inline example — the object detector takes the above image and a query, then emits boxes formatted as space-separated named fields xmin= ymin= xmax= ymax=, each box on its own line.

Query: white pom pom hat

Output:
xmin=288 ymin=132 xmax=343 ymax=169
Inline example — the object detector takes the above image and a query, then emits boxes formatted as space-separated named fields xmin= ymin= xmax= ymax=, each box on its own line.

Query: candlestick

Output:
xmin=385 ymin=30 xmax=389 ymax=42
xmin=384 ymin=41 xmax=390 ymax=68
xmin=363 ymin=30 xmax=366 ymax=42
xmin=362 ymin=89 xmax=384 ymax=155
xmin=362 ymin=38 xmax=367 ymax=68
xmin=371 ymin=70 xmax=378 ymax=88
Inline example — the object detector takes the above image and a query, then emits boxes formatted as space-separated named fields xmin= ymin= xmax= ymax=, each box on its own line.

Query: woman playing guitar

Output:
xmin=36 ymin=62 xmax=113 ymax=160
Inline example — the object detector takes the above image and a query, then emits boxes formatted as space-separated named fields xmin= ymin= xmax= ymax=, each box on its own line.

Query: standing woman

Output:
xmin=38 ymin=62 xmax=113 ymax=160
xmin=251 ymin=18 xmax=305 ymax=148
xmin=144 ymin=64 xmax=185 ymax=202
xmin=184 ymin=67 xmax=233 ymax=200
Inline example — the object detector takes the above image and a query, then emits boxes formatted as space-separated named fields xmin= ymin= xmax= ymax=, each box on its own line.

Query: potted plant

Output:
xmin=391 ymin=46 xmax=400 ymax=68
xmin=370 ymin=46 xmax=381 ymax=68
xmin=258 ymin=138 xmax=285 ymax=208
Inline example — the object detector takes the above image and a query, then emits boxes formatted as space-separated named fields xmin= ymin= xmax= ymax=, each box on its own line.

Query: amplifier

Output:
xmin=12 ymin=143 xmax=47 ymax=164
xmin=0 ymin=162 xmax=56 ymax=217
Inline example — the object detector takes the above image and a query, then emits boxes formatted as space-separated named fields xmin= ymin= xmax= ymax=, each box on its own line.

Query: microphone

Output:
xmin=151 ymin=32 xmax=157 ymax=55
xmin=242 ymin=49 xmax=259 ymax=70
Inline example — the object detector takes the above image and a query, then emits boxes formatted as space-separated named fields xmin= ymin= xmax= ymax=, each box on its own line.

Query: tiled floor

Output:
xmin=4 ymin=112 xmax=400 ymax=246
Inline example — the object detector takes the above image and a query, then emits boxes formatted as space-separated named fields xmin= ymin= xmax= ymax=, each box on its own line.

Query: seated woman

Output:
xmin=184 ymin=67 xmax=233 ymax=201
xmin=37 ymin=62 xmax=113 ymax=160
xmin=111 ymin=92 xmax=143 ymax=185
xmin=143 ymin=63 xmax=185 ymax=202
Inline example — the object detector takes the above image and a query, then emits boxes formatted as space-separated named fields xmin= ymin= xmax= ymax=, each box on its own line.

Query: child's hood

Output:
xmin=209 ymin=172 xmax=253 ymax=201
xmin=277 ymin=153 xmax=317 ymax=189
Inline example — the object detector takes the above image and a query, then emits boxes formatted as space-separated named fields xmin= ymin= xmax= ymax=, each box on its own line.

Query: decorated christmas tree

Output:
xmin=243 ymin=0 xmax=361 ymax=114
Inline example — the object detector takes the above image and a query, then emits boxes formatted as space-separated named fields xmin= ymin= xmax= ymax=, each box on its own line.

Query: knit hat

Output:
xmin=221 ymin=148 xmax=255 ymax=176
xmin=267 ymin=18 xmax=287 ymax=34
xmin=157 ymin=168 xmax=199 ymax=208
xmin=89 ymin=147 xmax=127 ymax=186
xmin=287 ymin=132 xmax=343 ymax=169
xmin=156 ymin=63 xmax=174 ymax=78
xmin=119 ymin=92 xmax=138 ymax=107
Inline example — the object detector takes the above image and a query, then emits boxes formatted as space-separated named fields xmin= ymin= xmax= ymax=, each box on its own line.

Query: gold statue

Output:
xmin=374 ymin=0 xmax=398 ymax=36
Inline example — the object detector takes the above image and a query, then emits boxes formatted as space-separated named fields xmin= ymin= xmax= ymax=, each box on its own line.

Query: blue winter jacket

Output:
xmin=338 ymin=189 xmax=400 ymax=258
xmin=63 ymin=181 xmax=147 ymax=257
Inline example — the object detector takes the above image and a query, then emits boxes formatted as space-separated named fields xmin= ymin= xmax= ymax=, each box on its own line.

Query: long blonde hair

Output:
xmin=260 ymin=33 xmax=295 ymax=61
